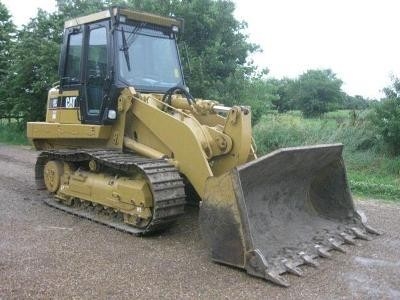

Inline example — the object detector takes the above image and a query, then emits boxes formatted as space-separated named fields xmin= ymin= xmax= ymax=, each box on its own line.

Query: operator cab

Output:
xmin=58 ymin=8 xmax=185 ymax=125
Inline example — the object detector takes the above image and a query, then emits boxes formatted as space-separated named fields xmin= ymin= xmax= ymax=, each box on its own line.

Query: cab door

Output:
xmin=51 ymin=26 xmax=83 ymax=124
xmin=81 ymin=23 xmax=110 ymax=124
xmin=59 ymin=22 xmax=111 ymax=125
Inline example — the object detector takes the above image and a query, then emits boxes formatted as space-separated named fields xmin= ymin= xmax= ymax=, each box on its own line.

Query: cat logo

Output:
xmin=65 ymin=96 xmax=77 ymax=108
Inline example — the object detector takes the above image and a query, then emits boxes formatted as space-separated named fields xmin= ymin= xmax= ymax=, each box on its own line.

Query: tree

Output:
xmin=56 ymin=0 xmax=111 ymax=18
xmin=6 ymin=10 xmax=63 ymax=122
xmin=0 ymin=1 xmax=15 ymax=120
xmin=343 ymin=94 xmax=371 ymax=110
xmin=294 ymin=69 xmax=344 ymax=118
xmin=370 ymin=76 xmax=400 ymax=155
xmin=216 ymin=69 xmax=278 ymax=125
xmin=173 ymin=0 xmax=259 ymax=99
xmin=270 ymin=78 xmax=297 ymax=113
xmin=243 ymin=77 xmax=279 ymax=125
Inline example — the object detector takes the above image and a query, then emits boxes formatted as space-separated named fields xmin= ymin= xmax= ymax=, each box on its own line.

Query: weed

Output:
xmin=0 ymin=123 xmax=28 ymax=145
xmin=254 ymin=110 xmax=400 ymax=201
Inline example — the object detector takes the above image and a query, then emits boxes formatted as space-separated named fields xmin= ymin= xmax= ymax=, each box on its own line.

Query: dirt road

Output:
xmin=0 ymin=144 xmax=399 ymax=299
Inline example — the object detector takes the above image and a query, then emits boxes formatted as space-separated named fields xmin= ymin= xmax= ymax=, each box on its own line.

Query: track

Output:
xmin=35 ymin=149 xmax=186 ymax=235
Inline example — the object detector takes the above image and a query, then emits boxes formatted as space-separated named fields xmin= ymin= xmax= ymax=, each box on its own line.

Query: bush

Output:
xmin=370 ymin=98 xmax=400 ymax=155
xmin=253 ymin=110 xmax=378 ymax=155
xmin=295 ymin=69 xmax=344 ymax=118
xmin=253 ymin=109 xmax=400 ymax=201
xmin=0 ymin=122 xmax=28 ymax=144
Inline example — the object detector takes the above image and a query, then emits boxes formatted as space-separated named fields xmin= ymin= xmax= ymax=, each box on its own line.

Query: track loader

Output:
xmin=27 ymin=8 xmax=379 ymax=287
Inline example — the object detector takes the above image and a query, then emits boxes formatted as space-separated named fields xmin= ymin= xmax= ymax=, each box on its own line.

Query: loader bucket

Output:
xmin=200 ymin=144 xmax=379 ymax=287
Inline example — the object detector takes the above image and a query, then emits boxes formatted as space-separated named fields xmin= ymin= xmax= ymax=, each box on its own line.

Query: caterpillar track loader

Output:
xmin=27 ymin=8 xmax=379 ymax=287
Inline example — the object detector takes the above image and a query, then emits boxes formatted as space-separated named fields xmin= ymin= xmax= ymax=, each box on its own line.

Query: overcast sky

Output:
xmin=3 ymin=0 xmax=399 ymax=99
xmin=233 ymin=0 xmax=400 ymax=99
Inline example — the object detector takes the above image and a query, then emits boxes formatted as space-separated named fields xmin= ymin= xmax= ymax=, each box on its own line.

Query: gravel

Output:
xmin=0 ymin=144 xmax=399 ymax=299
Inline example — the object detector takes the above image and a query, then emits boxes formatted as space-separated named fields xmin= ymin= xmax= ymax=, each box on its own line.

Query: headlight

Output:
xmin=108 ymin=109 xmax=117 ymax=120
xmin=172 ymin=25 xmax=179 ymax=33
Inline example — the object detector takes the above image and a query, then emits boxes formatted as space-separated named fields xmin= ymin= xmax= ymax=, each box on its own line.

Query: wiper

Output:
xmin=120 ymin=27 xmax=131 ymax=71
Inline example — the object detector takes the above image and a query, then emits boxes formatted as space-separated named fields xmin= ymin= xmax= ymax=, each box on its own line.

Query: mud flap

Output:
xmin=199 ymin=144 xmax=380 ymax=287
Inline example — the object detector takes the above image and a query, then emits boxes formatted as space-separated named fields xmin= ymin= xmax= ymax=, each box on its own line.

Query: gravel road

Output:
xmin=0 ymin=144 xmax=399 ymax=299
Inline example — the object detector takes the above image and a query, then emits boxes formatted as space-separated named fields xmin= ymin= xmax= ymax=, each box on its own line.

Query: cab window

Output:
xmin=86 ymin=26 xmax=107 ymax=116
xmin=65 ymin=32 xmax=83 ymax=83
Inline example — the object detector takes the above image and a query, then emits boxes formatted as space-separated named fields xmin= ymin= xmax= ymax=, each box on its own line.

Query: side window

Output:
xmin=86 ymin=27 xmax=107 ymax=116
xmin=65 ymin=32 xmax=83 ymax=83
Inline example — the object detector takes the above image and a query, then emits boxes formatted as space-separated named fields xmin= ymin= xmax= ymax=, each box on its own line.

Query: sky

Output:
xmin=234 ymin=0 xmax=400 ymax=99
xmin=2 ymin=0 xmax=56 ymax=25
xmin=2 ymin=0 xmax=400 ymax=99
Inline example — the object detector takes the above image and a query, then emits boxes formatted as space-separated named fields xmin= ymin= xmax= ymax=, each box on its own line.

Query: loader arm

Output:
xmin=129 ymin=95 xmax=213 ymax=198
xmin=122 ymin=88 xmax=254 ymax=198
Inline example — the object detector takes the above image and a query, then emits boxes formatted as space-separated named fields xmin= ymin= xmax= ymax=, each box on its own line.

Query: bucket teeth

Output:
xmin=265 ymin=271 xmax=290 ymax=287
xmin=364 ymin=224 xmax=381 ymax=235
xmin=351 ymin=227 xmax=371 ymax=240
xmin=328 ymin=238 xmax=346 ymax=253
xmin=340 ymin=232 xmax=356 ymax=245
xmin=298 ymin=251 xmax=319 ymax=267
xmin=282 ymin=259 xmax=303 ymax=277
xmin=315 ymin=245 xmax=332 ymax=258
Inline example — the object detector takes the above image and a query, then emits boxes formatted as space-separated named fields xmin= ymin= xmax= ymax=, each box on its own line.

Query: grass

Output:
xmin=253 ymin=110 xmax=400 ymax=201
xmin=345 ymin=151 xmax=400 ymax=200
xmin=0 ymin=122 xmax=29 ymax=145
xmin=348 ymin=171 xmax=400 ymax=200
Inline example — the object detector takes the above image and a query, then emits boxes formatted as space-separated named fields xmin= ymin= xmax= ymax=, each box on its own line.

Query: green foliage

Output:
xmin=173 ymin=0 xmax=260 ymax=99
xmin=343 ymin=94 xmax=370 ymax=110
xmin=347 ymin=153 xmax=400 ymax=201
xmin=56 ymin=0 xmax=110 ymax=17
xmin=269 ymin=70 xmax=364 ymax=117
xmin=270 ymin=78 xmax=296 ymax=113
xmin=0 ymin=2 xmax=15 ymax=119
xmin=349 ymin=172 xmax=400 ymax=201
xmin=241 ymin=77 xmax=278 ymax=125
xmin=0 ymin=1 xmax=14 ymax=73
xmin=0 ymin=122 xmax=28 ymax=144
xmin=256 ymin=109 xmax=381 ymax=154
xmin=294 ymin=69 xmax=344 ymax=118
xmin=253 ymin=109 xmax=400 ymax=200
xmin=6 ymin=10 xmax=63 ymax=122
xmin=212 ymin=69 xmax=278 ymax=125
xmin=370 ymin=77 xmax=400 ymax=155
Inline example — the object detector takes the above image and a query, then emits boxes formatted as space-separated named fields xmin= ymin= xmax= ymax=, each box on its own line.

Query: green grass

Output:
xmin=0 ymin=123 xmax=29 ymax=145
xmin=344 ymin=150 xmax=400 ymax=201
xmin=253 ymin=110 xmax=400 ymax=201
xmin=348 ymin=170 xmax=400 ymax=200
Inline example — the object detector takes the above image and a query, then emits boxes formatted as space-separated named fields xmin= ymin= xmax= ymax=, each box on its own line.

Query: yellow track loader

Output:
xmin=27 ymin=8 xmax=379 ymax=287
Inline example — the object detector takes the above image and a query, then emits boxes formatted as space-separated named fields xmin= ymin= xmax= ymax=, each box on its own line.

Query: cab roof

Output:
xmin=64 ymin=7 xmax=183 ymax=30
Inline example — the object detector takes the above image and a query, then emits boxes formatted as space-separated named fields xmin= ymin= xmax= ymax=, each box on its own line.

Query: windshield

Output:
xmin=117 ymin=23 xmax=184 ymax=92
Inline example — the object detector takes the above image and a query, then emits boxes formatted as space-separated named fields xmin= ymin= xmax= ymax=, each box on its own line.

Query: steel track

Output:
xmin=35 ymin=149 xmax=186 ymax=235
